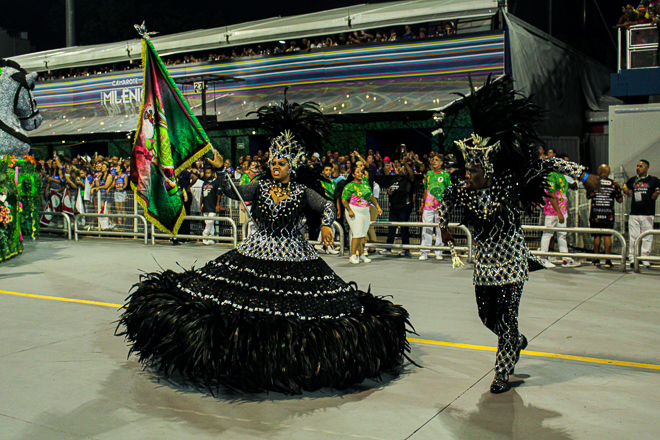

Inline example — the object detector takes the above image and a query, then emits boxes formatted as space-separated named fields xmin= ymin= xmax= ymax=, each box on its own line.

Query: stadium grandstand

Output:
xmin=8 ymin=0 xmax=610 ymax=168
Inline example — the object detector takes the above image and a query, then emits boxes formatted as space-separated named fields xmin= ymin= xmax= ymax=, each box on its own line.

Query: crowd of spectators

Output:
xmin=220 ymin=144 xmax=456 ymax=183
xmin=36 ymin=21 xmax=456 ymax=82
xmin=613 ymin=1 xmax=660 ymax=29
xmin=33 ymin=144 xmax=660 ymax=267
xmin=34 ymin=144 xmax=453 ymax=229
xmin=37 ymin=153 xmax=131 ymax=222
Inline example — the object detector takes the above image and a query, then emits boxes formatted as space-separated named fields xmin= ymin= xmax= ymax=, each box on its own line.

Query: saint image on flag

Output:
xmin=131 ymin=27 xmax=212 ymax=236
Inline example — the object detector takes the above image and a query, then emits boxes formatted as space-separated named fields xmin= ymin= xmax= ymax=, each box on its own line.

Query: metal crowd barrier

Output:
xmin=524 ymin=225 xmax=628 ymax=273
xmin=241 ymin=220 xmax=346 ymax=256
xmin=38 ymin=211 xmax=72 ymax=240
xmin=74 ymin=213 xmax=148 ymax=245
xmin=364 ymin=221 xmax=473 ymax=263
xmin=633 ymin=230 xmax=660 ymax=273
xmin=150 ymin=215 xmax=238 ymax=248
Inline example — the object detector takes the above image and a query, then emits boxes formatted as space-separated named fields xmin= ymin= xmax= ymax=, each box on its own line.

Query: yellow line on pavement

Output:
xmin=0 ymin=289 xmax=125 ymax=309
xmin=2 ymin=289 xmax=658 ymax=371
xmin=408 ymin=337 xmax=660 ymax=371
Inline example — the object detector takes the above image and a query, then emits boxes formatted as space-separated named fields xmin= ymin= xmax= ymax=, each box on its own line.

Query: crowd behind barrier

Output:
xmin=36 ymin=148 xmax=660 ymax=270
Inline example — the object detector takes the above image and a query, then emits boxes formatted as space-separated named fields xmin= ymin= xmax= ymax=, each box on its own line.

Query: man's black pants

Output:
xmin=386 ymin=205 xmax=412 ymax=244
xmin=474 ymin=282 xmax=524 ymax=378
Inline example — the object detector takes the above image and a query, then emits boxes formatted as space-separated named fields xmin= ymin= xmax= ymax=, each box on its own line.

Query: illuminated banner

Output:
xmin=31 ymin=31 xmax=507 ymax=136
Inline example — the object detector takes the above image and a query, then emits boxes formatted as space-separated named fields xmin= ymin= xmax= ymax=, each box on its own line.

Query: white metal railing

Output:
xmin=38 ymin=204 xmax=660 ymax=274
xmin=633 ymin=230 xmax=660 ymax=272
xmin=619 ymin=23 xmax=659 ymax=71
xmin=38 ymin=211 xmax=72 ymax=240
xmin=364 ymin=221 xmax=473 ymax=263
xmin=524 ymin=225 xmax=628 ymax=272
xmin=150 ymin=215 xmax=238 ymax=247
xmin=74 ymin=213 xmax=148 ymax=245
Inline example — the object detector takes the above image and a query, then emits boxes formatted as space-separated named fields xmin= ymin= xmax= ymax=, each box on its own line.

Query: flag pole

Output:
xmin=207 ymin=144 xmax=255 ymax=225
xmin=134 ymin=22 xmax=255 ymax=228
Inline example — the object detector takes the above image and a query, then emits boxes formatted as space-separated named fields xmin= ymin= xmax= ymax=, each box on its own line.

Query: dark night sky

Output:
xmin=0 ymin=0 xmax=634 ymax=68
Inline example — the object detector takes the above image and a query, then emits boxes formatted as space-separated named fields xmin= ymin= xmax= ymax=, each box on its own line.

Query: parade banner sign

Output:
xmin=130 ymin=36 xmax=212 ymax=236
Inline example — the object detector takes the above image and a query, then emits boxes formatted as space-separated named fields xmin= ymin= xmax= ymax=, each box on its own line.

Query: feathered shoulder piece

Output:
xmin=452 ymin=75 xmax=544 ymax=176
xmin=247 ymin=87 xmax=333 ymax=152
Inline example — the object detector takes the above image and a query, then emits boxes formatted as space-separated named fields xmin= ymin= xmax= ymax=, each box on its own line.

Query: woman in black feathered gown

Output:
xmin=116 ymin=135 xmax=412 ymax=394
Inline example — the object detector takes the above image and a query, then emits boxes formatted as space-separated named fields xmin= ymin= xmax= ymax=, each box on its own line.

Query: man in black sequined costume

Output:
xmin=437 ymin=76 xmax=600 ymax=394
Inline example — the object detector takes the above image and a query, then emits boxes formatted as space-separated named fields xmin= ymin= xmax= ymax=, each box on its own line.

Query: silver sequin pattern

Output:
xmin=439 ymin=158 xmax=586 ymax=286
xmin=218 ymin=173 xmax=336 ymax=262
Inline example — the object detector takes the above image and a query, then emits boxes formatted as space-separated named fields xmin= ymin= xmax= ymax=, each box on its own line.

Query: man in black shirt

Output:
xmin=623 ymin=160 xmax=660 ymax=267
xmin=587 ymin=164 xmax=623 ymax=268
xmin=379 ymin=158 xmax=414 ymax=256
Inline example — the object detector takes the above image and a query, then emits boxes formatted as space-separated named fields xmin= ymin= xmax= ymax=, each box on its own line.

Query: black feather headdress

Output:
xmin=247 ymin=87 xmax=333 ymax=153
xmin=452 ymin=75 xmax=544 ymax=176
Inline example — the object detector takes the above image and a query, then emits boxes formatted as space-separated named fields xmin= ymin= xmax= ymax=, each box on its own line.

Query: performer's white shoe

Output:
xmin=360 ymin=253 xmax=372 ymax=263
xmin=561 ymin=258 xmax=581 ymax=268
xmin=349 ymin=254 xmax=360 ymax=264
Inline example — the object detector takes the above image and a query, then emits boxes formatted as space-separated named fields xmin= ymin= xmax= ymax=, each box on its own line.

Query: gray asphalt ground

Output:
xmin=1 ymin=236 xmax=659 ymax=440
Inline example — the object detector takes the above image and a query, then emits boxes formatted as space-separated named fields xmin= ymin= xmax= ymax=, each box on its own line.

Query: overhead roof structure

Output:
xmin=9 ymin=0 xmax=499 ymax=72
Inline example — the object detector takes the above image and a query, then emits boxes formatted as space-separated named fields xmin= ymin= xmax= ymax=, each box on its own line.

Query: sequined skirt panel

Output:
xmin=178 ymin=250 xmax=363 ymax=320
xmin=473 ymin=233 xmax=529 ymax=286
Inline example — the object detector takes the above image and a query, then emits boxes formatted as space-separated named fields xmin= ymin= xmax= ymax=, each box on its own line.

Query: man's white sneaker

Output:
xmin=419 ymin=254 xmax=428 ymax=261
xmin=561 ymin=258 xmax=581 ymax=268
xmin=360 ymin=253 xmax=372 ymax=263
xmin=379 ymin=249 xmax=392 ymax=255
xmin=540 ymin=259 xmax=556 ymax=268
xmin=349 ymin=254 xmax=360 ymax=264
xmin=326 ymin=246 xmax=339 ymax=255
xmin=435 ymin=254 xmax=444 ymax=260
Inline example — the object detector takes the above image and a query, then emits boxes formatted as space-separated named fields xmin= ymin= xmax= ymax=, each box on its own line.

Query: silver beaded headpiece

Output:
xmin=455 ymin=133 xmax=501 ymax=176
xmin=269 ymin=130 xmax=306 ymax=171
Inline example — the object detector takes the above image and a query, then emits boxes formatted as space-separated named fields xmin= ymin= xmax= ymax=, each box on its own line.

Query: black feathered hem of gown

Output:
xmin=116 ymin=249 xmax=413 ymax=394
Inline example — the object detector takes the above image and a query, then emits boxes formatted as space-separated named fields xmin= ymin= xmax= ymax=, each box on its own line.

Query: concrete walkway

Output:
xmin=1 ymin=237 xmax=658 ymax=440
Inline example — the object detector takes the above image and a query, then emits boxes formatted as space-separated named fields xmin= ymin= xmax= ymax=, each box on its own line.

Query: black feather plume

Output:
xmin=453 ymin=75 xmax=544 ymax=175
xmin=247 ymin=87 xmax=333 ymax=152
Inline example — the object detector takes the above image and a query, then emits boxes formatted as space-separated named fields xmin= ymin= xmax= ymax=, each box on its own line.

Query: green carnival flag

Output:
xmin=130 ymin=31 xmax=212 ymax=235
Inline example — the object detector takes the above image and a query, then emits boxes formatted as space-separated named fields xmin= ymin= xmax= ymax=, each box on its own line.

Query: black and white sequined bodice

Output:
xmin=218 ymin=175 xmax=335 ymax=262
xmin=439 ymin=158 xmax=585 ymax=286
xmin=445 ymin=180 xmax=530 ymax=285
